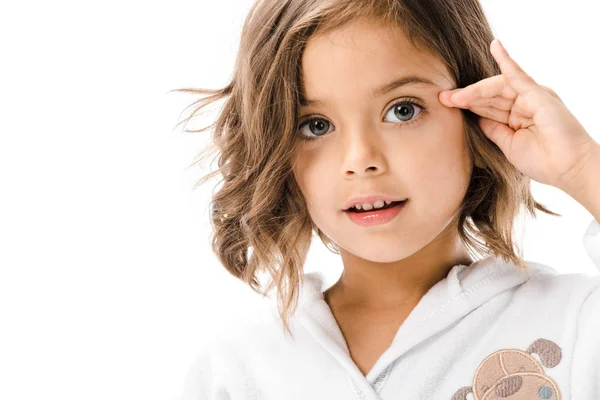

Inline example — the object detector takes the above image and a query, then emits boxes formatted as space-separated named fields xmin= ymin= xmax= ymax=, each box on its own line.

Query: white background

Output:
xmin=1 ymin=0 xmax=599 ymax=399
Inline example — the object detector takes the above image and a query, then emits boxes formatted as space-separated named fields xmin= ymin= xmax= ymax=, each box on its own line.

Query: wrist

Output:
xmin=561 ymin=142 xmax=600 ymax=221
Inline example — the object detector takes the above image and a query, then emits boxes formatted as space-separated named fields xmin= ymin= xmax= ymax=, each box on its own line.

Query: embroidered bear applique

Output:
xmin=451 ymin=338 xmax=562 ymax=400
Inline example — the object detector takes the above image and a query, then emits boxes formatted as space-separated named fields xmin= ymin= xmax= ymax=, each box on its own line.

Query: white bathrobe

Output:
xmin=178 ymin=218 xmax=600 ymax=399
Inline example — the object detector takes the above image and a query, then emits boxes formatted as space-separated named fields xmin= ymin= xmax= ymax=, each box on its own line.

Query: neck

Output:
xmin=324 ymin=230 xmax=473 ymax=311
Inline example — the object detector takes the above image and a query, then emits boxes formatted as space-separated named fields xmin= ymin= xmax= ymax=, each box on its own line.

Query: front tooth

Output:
xmin=353 ymin=200 xmax=389 ymax=210
xmin=355 ymin=200 xmax=386 ymax=211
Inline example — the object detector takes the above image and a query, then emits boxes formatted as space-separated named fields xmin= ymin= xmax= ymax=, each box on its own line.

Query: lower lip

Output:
xmin=344 ymin=200 xmax=407 ymax=227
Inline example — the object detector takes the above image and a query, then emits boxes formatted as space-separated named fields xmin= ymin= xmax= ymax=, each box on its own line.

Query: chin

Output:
xmin=341 ymin=243 xmax=418 ymax=263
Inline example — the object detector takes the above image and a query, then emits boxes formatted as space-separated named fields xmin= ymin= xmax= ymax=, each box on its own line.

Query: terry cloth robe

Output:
xmin=177 ymin=217 xmax=600 ymax=400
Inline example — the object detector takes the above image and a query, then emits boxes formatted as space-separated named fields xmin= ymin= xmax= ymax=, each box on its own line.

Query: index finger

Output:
xmin=491 ymin=39 xmax=538 ymax=95
xmin=445 ymin=74 xmax=516 ymax=106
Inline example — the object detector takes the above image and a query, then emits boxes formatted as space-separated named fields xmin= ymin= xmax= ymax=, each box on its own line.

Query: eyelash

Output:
xmin=297 ymin=97 xmax=428 ymax=143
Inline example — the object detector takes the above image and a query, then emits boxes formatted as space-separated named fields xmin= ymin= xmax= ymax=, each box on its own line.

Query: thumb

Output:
xmin=478 ymin=117 xmax=514 ymax=155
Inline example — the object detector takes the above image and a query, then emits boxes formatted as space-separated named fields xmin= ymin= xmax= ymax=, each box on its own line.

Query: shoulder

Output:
xmin=520 ymin=259 xmax=600 ymax=294
xmin=570 ymin=272 xmax=600 ymax=395
xmin=177 ymin=297 xmax=274 ymax=398
xmin=499 ymin=259 xmax=600 ymax=318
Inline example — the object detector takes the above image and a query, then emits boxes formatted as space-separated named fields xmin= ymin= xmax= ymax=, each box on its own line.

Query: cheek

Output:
xmin=292 ymin=161 xmax=310 ymax=204
xmin=406 ymin=122 xmax=471 ymax=193
xmin=293 ymin=157 xmax=331 ymax=211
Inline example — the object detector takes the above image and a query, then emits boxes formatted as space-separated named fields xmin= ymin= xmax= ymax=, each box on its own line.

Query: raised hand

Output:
xmin=439 ymin=39 xmax=599 ymax=195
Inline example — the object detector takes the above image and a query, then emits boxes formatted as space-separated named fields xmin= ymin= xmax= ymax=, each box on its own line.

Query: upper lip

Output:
xmin=342 ymin=195 xmax=407 ymax=211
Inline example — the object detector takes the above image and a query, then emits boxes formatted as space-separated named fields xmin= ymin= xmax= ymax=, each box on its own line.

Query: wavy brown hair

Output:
xmin=170 ymin=0 xmax=560 ymax=339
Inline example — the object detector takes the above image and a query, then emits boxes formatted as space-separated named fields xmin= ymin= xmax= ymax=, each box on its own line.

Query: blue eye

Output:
xmin=297 ymin=97 xmax=427 ymax=142
xmin=298 ymin=118 xmax=333 ymax=141
xmin=384 ymin=100 xmax=424 ymax=124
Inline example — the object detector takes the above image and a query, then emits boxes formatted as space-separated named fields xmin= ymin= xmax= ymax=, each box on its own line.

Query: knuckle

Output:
xmin=540 ymin=84 xmax=562 ymax=102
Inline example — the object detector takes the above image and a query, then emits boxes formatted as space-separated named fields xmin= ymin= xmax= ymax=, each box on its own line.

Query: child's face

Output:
xmin=292 ymin=18 xmax=473 ymax=263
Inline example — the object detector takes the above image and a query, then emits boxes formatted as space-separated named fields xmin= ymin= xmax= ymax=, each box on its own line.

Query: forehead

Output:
xmin=300 ymin=19 xmax=453 ymax=106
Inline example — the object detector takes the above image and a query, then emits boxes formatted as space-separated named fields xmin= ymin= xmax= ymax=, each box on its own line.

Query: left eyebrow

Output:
xmin=371 ymin=75 xmax=437 ymax=98
xmin=300 ymin=75 xmax=437 ymax=108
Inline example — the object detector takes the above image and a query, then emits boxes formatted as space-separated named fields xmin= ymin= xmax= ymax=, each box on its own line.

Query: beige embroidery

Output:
xmin=451 ymin=338 xmax=562 ymax=399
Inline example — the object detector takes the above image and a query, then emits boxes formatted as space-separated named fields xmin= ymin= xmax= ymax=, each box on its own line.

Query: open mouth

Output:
xmin=344 ymin=200 xmax=406 ymax=214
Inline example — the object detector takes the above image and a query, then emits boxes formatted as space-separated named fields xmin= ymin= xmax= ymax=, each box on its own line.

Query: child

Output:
xmin=175 ymin=0 xmax=600 ymax=398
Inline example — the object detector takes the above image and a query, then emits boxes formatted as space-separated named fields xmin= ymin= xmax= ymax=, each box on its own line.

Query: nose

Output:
xmin=345 ymin=165 xmax=380 ymax=177
xmin=340 ymin=128 xmax=387 ymax=178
